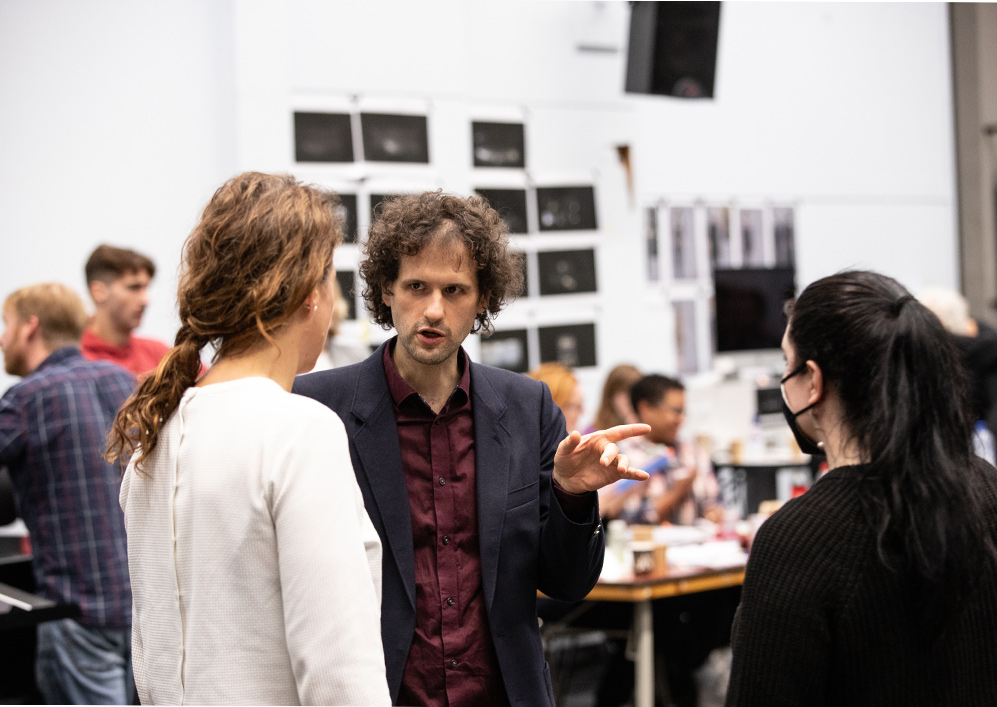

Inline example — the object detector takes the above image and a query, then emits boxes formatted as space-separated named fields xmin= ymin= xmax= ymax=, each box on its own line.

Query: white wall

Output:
xmin=0 ymin=1 xmax=959 ymax=430
xmin=0 ymin=0 xmax=238 ymax=391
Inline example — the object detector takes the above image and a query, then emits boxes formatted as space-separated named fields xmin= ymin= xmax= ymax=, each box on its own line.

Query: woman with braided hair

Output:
xmin=108 ymin=172 xmax=389 ymax=705
xmin=726 ymin=270 xmax=997 ymax=706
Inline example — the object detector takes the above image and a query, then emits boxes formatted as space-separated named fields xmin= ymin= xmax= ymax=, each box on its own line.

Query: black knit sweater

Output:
xmin=726 ymin=460 xmax=997 ymax=706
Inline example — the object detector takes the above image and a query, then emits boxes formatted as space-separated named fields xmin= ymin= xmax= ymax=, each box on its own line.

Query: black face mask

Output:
xmin=780 ymin=366 xmax=824 ymax=456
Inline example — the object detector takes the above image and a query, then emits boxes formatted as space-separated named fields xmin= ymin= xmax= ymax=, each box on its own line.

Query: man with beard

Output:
xmin=294 ymin=191 xmax=650 ymax=706
xmin=0 ymin=283 xmax=134 ymax=704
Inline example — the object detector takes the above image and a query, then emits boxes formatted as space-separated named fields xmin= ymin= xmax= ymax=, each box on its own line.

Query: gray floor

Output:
xmin=547 ymin=633 xmax=731 ymax=707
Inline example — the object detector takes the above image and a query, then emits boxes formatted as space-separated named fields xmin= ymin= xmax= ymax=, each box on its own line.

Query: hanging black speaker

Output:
xmin=626 ymin=1 xmax=721 ymax=99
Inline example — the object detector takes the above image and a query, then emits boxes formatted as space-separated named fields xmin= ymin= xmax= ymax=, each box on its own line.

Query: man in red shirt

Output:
xmin=81 ymin=244 xmax=170 ymax=377
xmin=295 ymin=192 xmax=650 ymax=706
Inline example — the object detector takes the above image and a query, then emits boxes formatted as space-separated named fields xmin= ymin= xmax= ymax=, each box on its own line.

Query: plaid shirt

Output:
xmin=0 ymin=346 xmax=135 ymax=628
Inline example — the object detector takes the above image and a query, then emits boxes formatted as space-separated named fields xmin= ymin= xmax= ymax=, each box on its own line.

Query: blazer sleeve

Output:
xmin=535 ymin=383 xmax=605 ymax=601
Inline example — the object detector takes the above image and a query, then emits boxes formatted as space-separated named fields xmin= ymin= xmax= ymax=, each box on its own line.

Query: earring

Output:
xmin=312 ymin=304 xmax=318 ymax=311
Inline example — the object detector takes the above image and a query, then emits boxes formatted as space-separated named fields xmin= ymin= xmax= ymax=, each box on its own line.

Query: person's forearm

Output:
xmin=654 ymin=476 xmax=695 ymax=520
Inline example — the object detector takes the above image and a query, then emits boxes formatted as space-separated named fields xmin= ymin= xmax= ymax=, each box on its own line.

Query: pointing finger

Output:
xmin=594 ymin=423 xmax=651 ymax=443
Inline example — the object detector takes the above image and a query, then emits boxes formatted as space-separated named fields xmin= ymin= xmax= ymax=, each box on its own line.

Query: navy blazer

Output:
xmin=293 ymin=342 xmax=605 ymax=705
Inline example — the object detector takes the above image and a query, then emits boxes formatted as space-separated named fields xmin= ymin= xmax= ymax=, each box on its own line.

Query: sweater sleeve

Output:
xmin=270 ymin=409 xmax=391 ymax=706
xmin=725 ymin=506 xmax=835 ymax=707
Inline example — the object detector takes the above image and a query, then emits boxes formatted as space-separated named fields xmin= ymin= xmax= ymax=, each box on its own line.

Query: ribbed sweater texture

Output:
xmin=726 ymin=460 xmax=997 ymax=706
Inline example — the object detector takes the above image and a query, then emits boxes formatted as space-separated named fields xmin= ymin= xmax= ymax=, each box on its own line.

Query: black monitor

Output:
xmin=713 ymin=267 xmax=796 ymax=352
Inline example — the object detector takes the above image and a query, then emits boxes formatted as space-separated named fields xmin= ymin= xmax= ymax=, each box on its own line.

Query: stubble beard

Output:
xmin=398 ymin=330 xmax=460 ymax=367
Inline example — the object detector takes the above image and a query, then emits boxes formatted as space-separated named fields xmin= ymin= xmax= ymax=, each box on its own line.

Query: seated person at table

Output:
xmin=584 ymin=363 xmax=642 ymax=434
xmin=600 ymin=374 xmax=722 ymax=525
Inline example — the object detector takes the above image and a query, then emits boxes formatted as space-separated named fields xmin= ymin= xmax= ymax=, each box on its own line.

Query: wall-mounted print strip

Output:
xmin=671 ymin=206 xmax=696 ymax=280
xmin=538 ymin=323 xmax=597 ymax=368
xmin=472 ymin=122 xmax=526 ymax=168
xmin=537 ymin=249 xmax=597 ymax=296
xmin=335 ymin=270 xmax=357 ymax=321
xmin=740 ymin=208 xmax=764 ymax=267
xmin=336 ymin=194 xmax=358 ymax=244
xmin=773 ymin=207 xmax=796 ymax=267
xmin=707 ymin=206 xmax=730 ymax=268
xmin=480 ymin=328 xmax=530 ymax=373
xmin=360 ymin=113 xmax=429 ymax=163
xmin=294 ymin=112 xmax=354 ymax=163
xmin=476 ymin=188 xmax=529 ymax=235
xmin=536 ymin=186 xmax=598 ymax=232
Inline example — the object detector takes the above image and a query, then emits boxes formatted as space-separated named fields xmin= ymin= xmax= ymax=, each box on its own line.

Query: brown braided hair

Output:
xmin=106 ymin=172 xmax=342 ymax=471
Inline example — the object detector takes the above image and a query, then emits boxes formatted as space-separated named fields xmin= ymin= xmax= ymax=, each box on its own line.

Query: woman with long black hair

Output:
xmin=726 ymin=270 xmax=997 ymax=706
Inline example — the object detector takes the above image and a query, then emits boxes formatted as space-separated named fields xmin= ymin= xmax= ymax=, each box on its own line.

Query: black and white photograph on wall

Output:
xmin=476 ymin=188 xmax=529 ymax=234
xmin=335 ymin=270 xmax=357 ymax=321
xmin=360 ymin=113 xmax=430 ymax=163
xmin=708 ymin=206 xmax=730 ymax=268
xmin=538 ymin=323 xmax=597 ymax=368
xmin=516 ymin=251 xmax=530 ymax=298
xmin=471 ymin=122 xmax=526 ymax=168
xmin=713 ymin=267 xmax=797 ymax=352
xmin=773 ymin=207 xmax=796 ymax=267
xmin=740 ymin=208 xmax=764 ymax=267
xmin=370 ymin=193 xmax=403 ymax=222
xmin=479 ymin=328 xmax=530 ymax=373
xmin=536 ymin=186 xmax=598 ymax=232
xmin=293 ymin=112 xmax=354 ymax=163
xmin=671 ymin=206 xmax=696 ymax=279
xmin=537 ymin=249 xmax=597 ymax=296
xmin=645 ymin=207 xmax=659 ymax=282
xmin=673 ymin=300 xmax=700 ymax=375
xmin=336 ymin=193 xmax=358 ymax=244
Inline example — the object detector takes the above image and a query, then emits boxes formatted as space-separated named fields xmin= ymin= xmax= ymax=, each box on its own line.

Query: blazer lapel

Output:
xmin=471 ymin=364 xmax=511 ymax=611
xmin=350 ymin=346 xmax=416 ymax=609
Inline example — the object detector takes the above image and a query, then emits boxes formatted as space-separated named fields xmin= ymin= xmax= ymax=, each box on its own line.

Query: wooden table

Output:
xmin=544 ymin=563 xmax=745 ymax=707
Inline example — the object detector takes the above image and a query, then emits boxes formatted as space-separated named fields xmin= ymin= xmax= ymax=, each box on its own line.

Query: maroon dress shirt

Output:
xmin=383 ymin=343 xmax=596 ymax=706
xmin=384 ymin=345 xmax=508 ymax=707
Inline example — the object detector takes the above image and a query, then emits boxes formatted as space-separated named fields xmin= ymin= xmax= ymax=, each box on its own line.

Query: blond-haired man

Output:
xmin=0 ymin=283 xmax=135 ymax=704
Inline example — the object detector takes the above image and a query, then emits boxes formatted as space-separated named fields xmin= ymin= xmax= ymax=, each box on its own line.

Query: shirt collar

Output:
xmin=34 ymin=345 xmax=82 ymax=373
xmin=383 ymin=337 xmax=471 ymax=412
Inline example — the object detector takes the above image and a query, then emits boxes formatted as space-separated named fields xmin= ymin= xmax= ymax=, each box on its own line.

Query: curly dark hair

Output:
xmin=360 ymin=191 xmax=524 ymax=334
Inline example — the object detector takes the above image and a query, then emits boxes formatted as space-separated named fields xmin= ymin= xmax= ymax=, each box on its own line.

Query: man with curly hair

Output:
xmin=294 ymin=191 xmax=649 ymax=706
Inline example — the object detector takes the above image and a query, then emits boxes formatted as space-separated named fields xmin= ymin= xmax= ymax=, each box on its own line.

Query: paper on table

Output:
xmin=666 ymin=540 xmax=746 ymax=569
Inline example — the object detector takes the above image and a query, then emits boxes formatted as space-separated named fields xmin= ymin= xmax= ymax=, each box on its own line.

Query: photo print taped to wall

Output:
xmin=646 ymin=207 xmax=659 ymax=282
xmin=773 ymin=207 xmax=796 ymax=267
xmin=537 ymin=186 xmax=598 ymax=232
xmin=740 ymin=208 xmax=764 ymax=267
xmin=335 ymin=271 xmax=357 ymax=321
xmin=538 ymin=323 xmax=597 ymax=368
xmin=476 ymin=188 xmax=529 ymax=235
xmin=294 ymin=112 xmax=355 ymax=163
xmin=336 ymin=194 xmax=358 ymax=244
xmin=360 ymin=113 xmax=429 ymax=163
xmin=472 ymin=122 xmax=526 ymax=168
xmin=671 ymin=206 xmax=696 ymax=280
xmin=707 ymin=206 xmax=730 ymax=268
xmin=537 ymin=249 xmax=597 ymax=296
xmin=479 ymin=329 xmax=530 ymax=373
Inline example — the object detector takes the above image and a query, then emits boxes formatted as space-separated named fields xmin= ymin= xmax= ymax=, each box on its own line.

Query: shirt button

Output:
xmin=446 ymin=596 xmax=454 ymax=606
xmin=449 ymin=658 xmax=458 ymax=668
xmin=442 ymin=536 xmax=450 ymax=546
xmin=439 ymin=477 xmax=446 ymax=486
